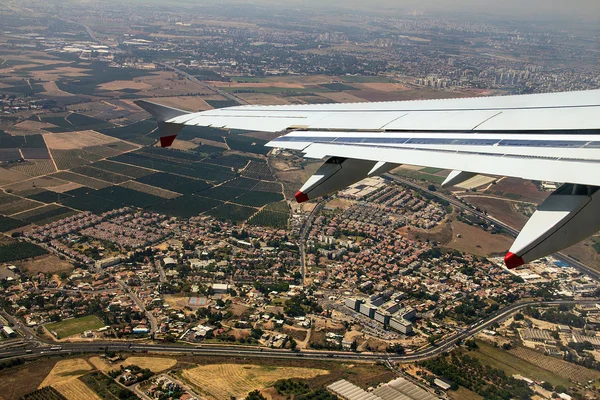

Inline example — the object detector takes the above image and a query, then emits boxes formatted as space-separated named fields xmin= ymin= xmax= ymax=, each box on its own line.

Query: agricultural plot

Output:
xmin=94 ymin=186 xmax=163 ymax=208
xmin=26 ymin=190 xmax=66 ymax=203
xmin=224 ymin=177 xmax=261 ymax=190
xmin=45 ymin=315 xmax=104 ymax=339
xmin=201 ymin=186 xmax=248 ymax=201
xmin=194 ymin=144 xmax=225 ymax=155
xmin=66 ymin=113 xmax=113 ymax=130
xmin=21 ymin=147 xmax=51 ymax=159
xmin=253 ymin=181 xmax=283 ymax=193
xmin=54 ymin=379 xmax=101 ymax=400
xmin=7 ymin=159 xmax=56 ymax=177
xmin=207 ymin=203 xmax=257 ymax=222
xmin=89 ymin=356 xmax=176 ymax=374
xmin=92 ymin=160 xmax=154 ymax=179
xmin=233 ymin=191 xmax=284 ymax=207
xmin=20 ymin=387 xmax=67 ymax=400
xmin=50 ymin=149 xmax=101 ymax=170
xmin=149 ymin=195 xmax=222 ymax=218
xmin=39 ymin=359 xmax=94 ymax=388
xmin=60 ymin=193 xmax=122 ymax=214
xmin=319 ymin=83 xmax=358 ymax=91
xmin=205 ymin=99 xmax=239 ymax=109
xmin=14 ymin=204 xmax=77 ymax=225
xmin=71 ymin=165 xmax=131 ymax=184
xmin=0 ymin=197 xmax=41 ymax=215
xmin=176 ymin=125 xmax=226 ymax=143
xmin=227 ymin=135 xmax=270 ymax=155
xmin=248 ymin=202 xmax=290 ymax=229
xmin=204 ymin=154 xmax=250 ymax=169
xmin=181 ymin=363 xmax=328 ymax=399
xmin=508 ymin=347 xmax=600 ymax=383
xmin=98 ymin=119 xmax=156 ymax=145
xmin=139 ymin=147 xmax=206 ymax=164
xmin=193 ymin=162 xmax=236 ymax=183
xmin=0 ymin=131 xmax=46 ymax=149
xmin=136 ymin=172 xmax=211 ymax=194
xmin=0 ymin=215 xmax=28 ymax=232
xmin=79 ymin=371 xmax=137 ymax=400
xmin=83 ymin=144 xmax=131 ymax=158
xmin=242 ymin=160 xmax=276 ymax=181
xmin=119 ymin=181 xmax=181 ymax=200
xmin=51 ymin=171 xmax=112 ymax=189
xmin=0 ymin=241 xmax=48 ymax=262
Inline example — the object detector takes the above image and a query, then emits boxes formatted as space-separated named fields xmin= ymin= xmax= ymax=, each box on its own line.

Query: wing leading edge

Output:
xmin=136 ymin=90 xmax=600 ymax=269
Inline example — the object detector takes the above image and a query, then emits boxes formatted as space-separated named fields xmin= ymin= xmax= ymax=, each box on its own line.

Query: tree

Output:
xmin=245 ymin=390 xmax=267 ymax=400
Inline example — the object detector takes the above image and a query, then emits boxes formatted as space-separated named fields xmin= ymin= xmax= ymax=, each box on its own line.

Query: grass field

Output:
xmin=393 ymin=168 xmax=446 ymax=184
xmin=180 ymin=364 xmax=329 ymax=399
xmin=470 ymin=341 xmax=570 ymax=387
xmin=45 ymin=315 xmax=105 ymax=339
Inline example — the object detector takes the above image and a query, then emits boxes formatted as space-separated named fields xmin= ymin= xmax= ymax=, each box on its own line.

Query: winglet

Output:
xmin=134 ymin=100 xmax=190 ymax=147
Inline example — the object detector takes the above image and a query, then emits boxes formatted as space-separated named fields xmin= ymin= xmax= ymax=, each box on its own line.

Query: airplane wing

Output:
xmin=135 ymin=89 xmax=600 ymax=268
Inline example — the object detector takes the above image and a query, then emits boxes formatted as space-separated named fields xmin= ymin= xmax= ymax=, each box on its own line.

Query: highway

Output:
xmin=158 ymin=63 xmax=248 ymax=107
xmin=383 ymin=174 xmax=600 ymax=281
xmin=2 ymin=299 xmax=595 ymax=364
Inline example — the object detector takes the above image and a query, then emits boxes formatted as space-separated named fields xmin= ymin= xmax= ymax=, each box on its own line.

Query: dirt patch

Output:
xmin=282 ymin=326 xmax=308 ymax=341
xmin=48 ymin=182 xmax=86 ymax=193
xmin=42 ymin=81 xmax=73 ymax=96
xmin=43 ymin=130 xmax=120 ymax=150
xmin=486 ymin=177 xmax=549 ymax=204
xmin=318 ymin=91 xmax=366 ymax=103
xmin=446 ymin=221 xmax=513 ymax=256
xmin=17 ymin=254 xmax=73 ymax=276
xmin=98 ymin=80 xmax=152 ymax=91
xmin=399 ymin=219 xmax=454 ymax=245
xmin=462 ymin=196 xmax=529 ymax=230
xmin=169 ymin=140 xmax=199 ymax=151
xmin=238 ymin=93 xmax=291 ymax=105
xmin=0 ymin=358 xmax=58 ymax=400
xmin=324 ymin=198 xmax=356 ymax=210
xmin=355 ymin=82 xmax=410 ymax=92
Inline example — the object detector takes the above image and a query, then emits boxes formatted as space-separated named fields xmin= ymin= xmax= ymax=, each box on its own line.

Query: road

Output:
xmin=299 ymin=201 xmax=325 ymax=284
xmin=383 ymin=174 xmax=600 ymax=281
xmin=158 ymin=63 xmax=248 ymax=106
xmin=2 ymin=299 xmax=594 ymax=363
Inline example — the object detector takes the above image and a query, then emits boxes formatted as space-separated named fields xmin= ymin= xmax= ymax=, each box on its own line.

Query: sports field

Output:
xmin=45 ymin=315 xmax=104 ymax=339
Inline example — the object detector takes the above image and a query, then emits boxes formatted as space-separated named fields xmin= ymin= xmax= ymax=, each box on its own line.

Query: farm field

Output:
xmin=180 ymin=363 xmax=329 ymax=399
xmin=248 ymin=201 xmax=290 ymax=229
xmin=51 ymin=172 xmax=111 ymax=189
xmin=0 ymin=241 xmax=48 ymax=263
xmin=71 ymin=165 xmax=131 ymax=184
xmin=91 ymin=160 xmax=154 ymax=179
xmin=470 ymin=341 xmax=570 ymax=388
xmin=12 ymin=204 xmax=77 ymax=225
xmin=119 ymin=181 xmax=181 ymax=199
xmin=45 ymin=315 xmax=105 ymax=339
xmin=0 ymin=358 xmax=59 ymax=400
xmin=233 ymin=191 xmax=284 ymax=207
xmin=149 ymin=195 xmax=223 ymax=218
xmin=39 ymin=359 xmax=94 ymax=388
xmin=508 ymin=346 xmax=600 ymax=384
xmin=79 ymin=371 xmax=136 ymax=400
xmin=136 ymin=172 xmax=211 ymax=194
xmin=393 ymin=167 xmax=446 ymax=184
xmin=0 ymin=215 xmax=28 ymax=232
xmin=207 ymin=203 xmax=257 ymax=222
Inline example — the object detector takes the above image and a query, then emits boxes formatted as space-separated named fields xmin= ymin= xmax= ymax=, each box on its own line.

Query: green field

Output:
xmin=0 ymin=241 xmax=48 ymax=262
xmin=46 ymin=315 xmax=105 ymax=339
xmin=470 ymin=341 xmax=570 ymax=388
xmin=393 ymin=168 xmax=445 ymax=184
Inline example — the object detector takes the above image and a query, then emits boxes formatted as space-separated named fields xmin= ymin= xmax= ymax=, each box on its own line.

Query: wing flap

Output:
xmin=299 ymin=142 xmax=600 ymax=186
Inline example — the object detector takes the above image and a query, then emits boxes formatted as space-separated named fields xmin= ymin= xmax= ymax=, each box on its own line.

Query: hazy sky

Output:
xmin=253 ymin=0 xmax=600 ymax=22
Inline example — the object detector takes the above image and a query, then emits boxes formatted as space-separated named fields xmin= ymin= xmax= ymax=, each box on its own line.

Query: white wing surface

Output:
xmin=135 ymin=90 xmax=600 ymax=268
